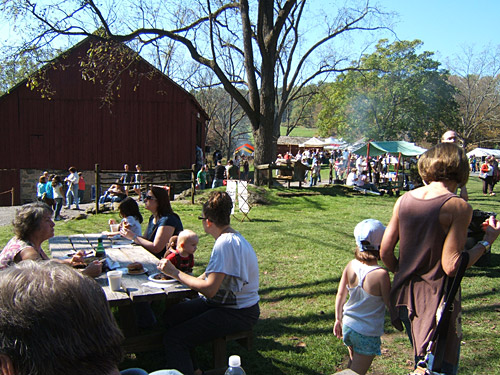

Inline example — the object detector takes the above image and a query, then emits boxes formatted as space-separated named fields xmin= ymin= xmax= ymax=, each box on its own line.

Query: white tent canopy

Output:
xmin=467 ymin=148 xmax=500 ymax=158
xmin=322 ymin=137 xmax=348 ymax=150
xmin=299 ymin=137 xmax=325 ymax=147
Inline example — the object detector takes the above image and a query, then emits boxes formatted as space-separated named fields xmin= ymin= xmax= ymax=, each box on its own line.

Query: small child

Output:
xmin=334 ymin=219 xmax=391 ymax=375
xmin=164 ymin=230 xmax=198 ymax=274
xmin=107 ymin=197 xmax=143 ymax=238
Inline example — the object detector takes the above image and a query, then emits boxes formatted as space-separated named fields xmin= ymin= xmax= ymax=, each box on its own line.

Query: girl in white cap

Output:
xmin=334 ymin=219 xmax=391 ymax=375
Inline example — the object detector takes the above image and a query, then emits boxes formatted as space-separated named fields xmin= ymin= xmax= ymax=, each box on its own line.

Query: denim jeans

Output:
xmin=163 ymin=298 xmax=259 ymax=375
xmin=212 ymin=179 xmax=224 ymax=188
xmin=66 ymin=185 xmax=79 ymax=208
xmin=54 ymin=198 xmax=63 ymax=219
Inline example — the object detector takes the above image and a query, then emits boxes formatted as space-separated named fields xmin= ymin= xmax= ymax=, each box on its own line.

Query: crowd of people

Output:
xmin=8 ymin=133 xmax=500 ymax=375
xmin=1 ymin=187 xmax=259 ymax=375
xmin=274 ymin=148 xmax=404 ymax=191
xmin=36 ymin=167 xmax=86 ymax=220
xmin=197 ymin=152 xmax=251 ymax=189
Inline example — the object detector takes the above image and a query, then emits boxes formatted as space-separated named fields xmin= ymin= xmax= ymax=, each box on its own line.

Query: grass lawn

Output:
xmin=1 ymin=178 xmax=499 ymax=374
xmin=280 ymin=126 xmax=318 ymax=138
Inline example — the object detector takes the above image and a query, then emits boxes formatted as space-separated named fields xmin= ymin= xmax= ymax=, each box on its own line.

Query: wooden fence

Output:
xmin=94 ymin=164 xmax=196 ymax=213
xmin=0 ymin=187 xmax=15 ymax=206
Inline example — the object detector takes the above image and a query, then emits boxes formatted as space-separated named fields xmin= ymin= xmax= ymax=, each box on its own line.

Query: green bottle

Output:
xmin=96 ymin=237 xmax=106 ymax=257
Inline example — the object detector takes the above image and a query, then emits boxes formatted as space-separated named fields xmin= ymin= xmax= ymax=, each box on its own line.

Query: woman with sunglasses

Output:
xmin=158 ymin=191 xmax=259 ymax=375
xmin=121 ymin=186 xmax=183 ymax=258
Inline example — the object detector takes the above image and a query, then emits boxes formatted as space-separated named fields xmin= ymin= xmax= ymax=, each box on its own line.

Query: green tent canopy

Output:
xmin=353 ymin=141 xmax=427 ymax=157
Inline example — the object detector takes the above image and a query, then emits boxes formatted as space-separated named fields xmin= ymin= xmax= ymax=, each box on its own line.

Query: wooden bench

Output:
xmin=275 ymin=175 xmax=293 ymax=188
xmin=205 ymin=330 xmax=254 ymax=375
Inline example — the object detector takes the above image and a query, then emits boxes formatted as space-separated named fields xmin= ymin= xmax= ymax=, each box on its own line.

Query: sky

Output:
xmin=376 ymin=0 xmax=500 ymax=65
xmin=1 ymin=0 xmax=499 ymax=68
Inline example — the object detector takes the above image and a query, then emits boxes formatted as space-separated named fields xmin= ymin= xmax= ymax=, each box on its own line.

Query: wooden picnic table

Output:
xmin=49 ymin=233 xmax=197 ymax=352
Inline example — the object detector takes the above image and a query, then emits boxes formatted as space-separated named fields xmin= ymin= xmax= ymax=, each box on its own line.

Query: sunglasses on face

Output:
xmin=144 ymin=195 xmax=156 ymax=201
xmin=198 ymin=216 xmax=208 ymax=221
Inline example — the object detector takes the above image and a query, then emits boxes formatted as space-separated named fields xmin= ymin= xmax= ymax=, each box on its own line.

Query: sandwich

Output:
xmin=127 ymin=262 xmax=144 ymax=274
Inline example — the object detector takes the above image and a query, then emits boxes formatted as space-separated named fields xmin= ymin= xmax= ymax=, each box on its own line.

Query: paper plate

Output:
xmin=148 ymin=273 xmax=177 ymax=283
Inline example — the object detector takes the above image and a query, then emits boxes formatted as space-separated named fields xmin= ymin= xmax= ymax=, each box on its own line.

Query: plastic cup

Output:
xmin=107 ymin=270 xmax=123 ymax=291
xmin=110 ymin=224 xmax=120 ymax=232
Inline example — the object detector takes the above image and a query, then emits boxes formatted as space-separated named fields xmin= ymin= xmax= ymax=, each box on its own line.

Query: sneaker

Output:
xmin=490 ymin=193 xmax=496 ymax=196
xmin=54 ymin=217 xmax=61 ymax=221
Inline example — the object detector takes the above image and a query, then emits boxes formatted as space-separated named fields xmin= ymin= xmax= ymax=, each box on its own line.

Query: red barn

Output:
xmin=0 ymin=37 xmax=208 ymax=205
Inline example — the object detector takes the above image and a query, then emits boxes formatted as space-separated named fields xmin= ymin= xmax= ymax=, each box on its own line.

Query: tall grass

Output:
xmin=0 ymin=177 xmax=499 ymax=374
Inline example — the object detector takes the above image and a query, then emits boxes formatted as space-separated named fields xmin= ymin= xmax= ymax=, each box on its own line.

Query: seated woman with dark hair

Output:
xmin=0 ymin=202 xmax=101 ymax=277
xmin=158 ymin=191 xmax=259 ymax=375
xmin=121 ymin=186 xmax=183 ymax=258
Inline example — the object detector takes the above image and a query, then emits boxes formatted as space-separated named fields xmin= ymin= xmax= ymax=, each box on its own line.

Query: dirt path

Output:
xmin=0 ymin=202 xmax=96 ymax=227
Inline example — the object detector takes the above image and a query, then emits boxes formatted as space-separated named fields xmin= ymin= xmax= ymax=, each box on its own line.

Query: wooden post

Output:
xmin=95 ymin=164 xmax=100 ymax=214
xmin=11 ymin=187 xmax=14 ymax=206
xmin=191 ymin=164 xmax=196 ymax=204
xmin=268 ymin=165 xmax=273 ymax=188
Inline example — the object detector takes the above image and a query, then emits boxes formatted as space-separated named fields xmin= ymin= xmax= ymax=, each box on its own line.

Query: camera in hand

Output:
xmin=466 ymin=209 xmax=496 ymax=267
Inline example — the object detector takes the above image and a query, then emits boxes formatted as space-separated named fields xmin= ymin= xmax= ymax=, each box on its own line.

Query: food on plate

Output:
xmin=153 ymin=273 xmax=172 ymax=281
xmin=127 ymin=262 xmax=145 ymax=274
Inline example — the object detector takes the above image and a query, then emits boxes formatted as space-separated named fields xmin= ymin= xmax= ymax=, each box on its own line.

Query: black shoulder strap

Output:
xmin=430 ymin=251 xmax=469 ymax=371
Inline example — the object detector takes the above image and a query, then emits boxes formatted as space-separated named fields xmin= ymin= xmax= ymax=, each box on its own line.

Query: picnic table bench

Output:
xmin=49 ymin=234 xmax=197 ymax=351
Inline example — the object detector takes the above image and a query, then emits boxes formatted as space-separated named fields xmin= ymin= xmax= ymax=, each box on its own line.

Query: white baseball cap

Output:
xmin=354 ymin=219 xmax=386 ymax=252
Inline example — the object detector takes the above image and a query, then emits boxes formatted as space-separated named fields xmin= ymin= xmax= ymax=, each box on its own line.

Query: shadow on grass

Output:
xmin=247 ymin=218 xmax=282 ymax=223
xmin=464 ymin=254 xmax=500 ymax=276
xmin=259 ymin=276 xmax=340 ymax=303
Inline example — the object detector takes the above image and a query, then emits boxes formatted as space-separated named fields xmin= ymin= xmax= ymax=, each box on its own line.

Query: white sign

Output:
xmin=226 ymin=180 xmax=237 ymax=215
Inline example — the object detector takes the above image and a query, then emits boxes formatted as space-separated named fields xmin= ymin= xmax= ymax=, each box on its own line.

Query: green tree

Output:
xmin=317 ymin=39 xmax=459 ymax=142
xmin=0 ymin=48 xmax=56 ymax=95
xmin=3 ymin=0 xmax=389 ymax=183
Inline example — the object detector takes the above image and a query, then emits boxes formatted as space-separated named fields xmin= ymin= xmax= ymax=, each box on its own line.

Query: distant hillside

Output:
xmin=280 ymin=126 xmax=318 ymax=138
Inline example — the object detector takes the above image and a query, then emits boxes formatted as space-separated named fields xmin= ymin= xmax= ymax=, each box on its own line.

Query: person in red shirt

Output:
xmin=78 ymin=172 xmax=86 ymax=204
xmin=164 ymin=230 xmax=198 ymax=274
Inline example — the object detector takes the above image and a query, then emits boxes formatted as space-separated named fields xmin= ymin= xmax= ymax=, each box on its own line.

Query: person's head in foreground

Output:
xmin=417 ymin=143 xmax=469 ymax=186
xmin=354 ymin=219 xmax=386 ymax=262
xmin=0 ymin=260 xmax=124 ymax=375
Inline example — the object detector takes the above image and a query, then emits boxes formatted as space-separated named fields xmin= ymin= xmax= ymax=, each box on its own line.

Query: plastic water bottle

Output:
xmin=224 ymin=355 xmax=246 ymax=375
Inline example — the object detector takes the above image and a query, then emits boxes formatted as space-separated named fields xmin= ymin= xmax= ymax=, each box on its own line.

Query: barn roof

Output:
xmin=0 ymin=36 xmax=208 ymax=119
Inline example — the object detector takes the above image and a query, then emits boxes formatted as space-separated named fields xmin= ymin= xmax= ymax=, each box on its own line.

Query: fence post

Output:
xmin=95 ymin=164 xmax=100 ymax=214
xmin=11 ymin=187 xmax=14 ymax=206
xmin=191 ymin=164 xmax=196 ymax=204
xmin=268 ymin=165 xmax=273 ymax=188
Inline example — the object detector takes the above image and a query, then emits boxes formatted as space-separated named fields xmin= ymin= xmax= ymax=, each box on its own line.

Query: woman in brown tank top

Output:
xmin=380 ymin=143 xmax=500 ymax=374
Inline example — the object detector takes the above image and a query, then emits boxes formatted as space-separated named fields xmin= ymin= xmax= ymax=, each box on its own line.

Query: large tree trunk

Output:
xmin=253 ymin=115 xmax=278 ymax=185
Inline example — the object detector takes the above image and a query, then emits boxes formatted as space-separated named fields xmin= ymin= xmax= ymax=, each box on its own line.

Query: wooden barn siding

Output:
xmin=1 ymin=59 xmax=203 ymax=171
